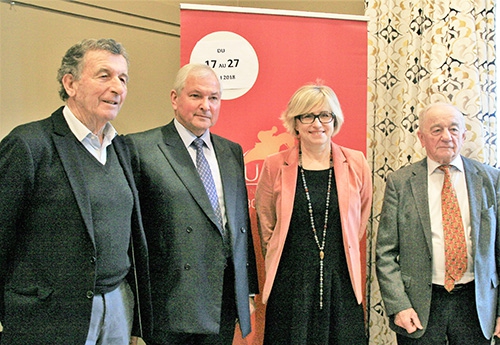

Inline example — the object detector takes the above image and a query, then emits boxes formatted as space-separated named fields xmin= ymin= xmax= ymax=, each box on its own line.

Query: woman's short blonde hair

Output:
xmin=280 ymin=82 xmax=344 ymax=138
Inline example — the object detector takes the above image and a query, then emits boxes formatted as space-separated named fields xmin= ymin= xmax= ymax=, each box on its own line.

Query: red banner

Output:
xmin=180 ymin=5 xmax=368 ymax=344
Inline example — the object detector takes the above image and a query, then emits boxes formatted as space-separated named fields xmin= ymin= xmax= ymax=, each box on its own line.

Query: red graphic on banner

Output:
xmin=244 ymin=127 xmax=295 ymax=165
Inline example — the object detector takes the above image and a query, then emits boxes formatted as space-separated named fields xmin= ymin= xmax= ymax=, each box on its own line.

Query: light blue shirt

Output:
xmin=173 ymin=119 xmax=227 ymax=227
xmin=63 ymin=106 xmax=117 ymax=165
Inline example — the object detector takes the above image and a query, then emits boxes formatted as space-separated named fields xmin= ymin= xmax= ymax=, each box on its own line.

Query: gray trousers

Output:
xmin=85 ymin=281 xmax=134 ymax=345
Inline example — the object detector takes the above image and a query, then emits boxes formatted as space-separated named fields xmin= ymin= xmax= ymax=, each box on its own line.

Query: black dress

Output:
xmin=263 ymin=167 xmax=366 ymax=345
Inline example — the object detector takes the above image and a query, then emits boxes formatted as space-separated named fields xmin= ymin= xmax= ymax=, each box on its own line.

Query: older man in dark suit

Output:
xmin=0 ymin=38 xmax=151 ymax=345
xmin=125 ymin=63 xmax=258 ymax=345
xmin=376 ymin=102 xmax=500 ymax=344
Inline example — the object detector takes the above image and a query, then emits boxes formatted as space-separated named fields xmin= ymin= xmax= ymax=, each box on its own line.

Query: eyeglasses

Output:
xmin=295 ymin=111 xmax=336 ymax=124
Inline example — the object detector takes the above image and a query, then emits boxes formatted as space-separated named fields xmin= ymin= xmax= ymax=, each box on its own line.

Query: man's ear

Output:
xmin=417 ymin=130 xmax=424 ymax=147
xmin=170 ymin=89 xmax=178 ymax=110
xmin=62 ymin=74 xmax=77 ymax=98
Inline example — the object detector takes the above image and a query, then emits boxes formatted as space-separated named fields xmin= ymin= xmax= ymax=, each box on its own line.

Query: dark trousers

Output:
xmin=397 ymin=282 xmax=491 ymax=345
xmin=146 ymin=262 xmax=237 ymax=345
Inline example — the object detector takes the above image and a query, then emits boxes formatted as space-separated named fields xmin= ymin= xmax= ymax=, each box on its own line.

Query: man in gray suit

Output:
xmin=376 ymin=102 xmax=500 ymax=344
xmin=126 ymin=63 xmax=258 ymax=345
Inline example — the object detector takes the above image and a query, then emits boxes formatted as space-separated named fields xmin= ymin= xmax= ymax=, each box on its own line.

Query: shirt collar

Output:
xmin=62 ymin=106 xmax=117 ymax=143
xmin=173 ymin=118 xmax=214 ymax=150
xmin=428 ymin=155 xmax=464 ymax=175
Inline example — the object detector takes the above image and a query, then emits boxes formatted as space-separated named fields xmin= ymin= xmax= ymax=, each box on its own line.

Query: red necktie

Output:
xmin=438 ymin=165 xmax=467 ymax=292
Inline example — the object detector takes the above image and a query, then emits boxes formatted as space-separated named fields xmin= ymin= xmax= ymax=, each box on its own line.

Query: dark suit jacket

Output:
xmin=376 ymin=156 xmax=500 ymax=339
xmin=125 ymin=120 xmax=258 ymax=340
xmin=0 ymin=107 xmax=151 ymax=344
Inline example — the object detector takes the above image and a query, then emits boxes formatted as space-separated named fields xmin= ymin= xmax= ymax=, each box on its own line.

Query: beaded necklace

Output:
xmin=298 ymin=147 xmax=333 ymax=310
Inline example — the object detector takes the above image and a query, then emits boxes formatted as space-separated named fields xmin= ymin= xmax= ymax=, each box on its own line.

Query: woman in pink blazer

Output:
xmin=255 ymin=83 xmax=372 ymax=344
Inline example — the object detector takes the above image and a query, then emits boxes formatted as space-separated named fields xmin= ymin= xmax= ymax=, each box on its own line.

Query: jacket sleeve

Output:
xmin=255 ymin=157 xmax=278 ymax=258
xmin=0 ymin=133 xmax=35 ymax=323
xmin=359 ymin=152 xmax=373 ymax=242
xmin=234 ymin=143 xmax=259 ymax=296
xmin=375 ymin=173 xmax=413 ymax=317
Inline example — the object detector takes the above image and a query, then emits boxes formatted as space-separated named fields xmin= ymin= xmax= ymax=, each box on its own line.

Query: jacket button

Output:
xmin=184 ymin=263 xmax=191 ymax=270
xmin=90 ymin=256 xmax=97 ymax=264
xmin=86 ymin=290 xmax=94 ymax=299
xmin=240 ymin=227 xmax=246 ymax=233
xmin=186 ymin=227 xmax=193 ymax=233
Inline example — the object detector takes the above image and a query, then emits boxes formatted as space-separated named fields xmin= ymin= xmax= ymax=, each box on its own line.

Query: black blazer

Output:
xmin=0 ymin=107 xmax=151 ymax=344
xmin=126 ymin=120 xmax=258 ymax=340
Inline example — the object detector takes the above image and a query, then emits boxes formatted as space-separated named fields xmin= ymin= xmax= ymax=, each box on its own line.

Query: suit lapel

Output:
xmin=280 ymin=147 xmax=299 ymax=236
xmin=410 ymin=159 xmax=433 ymax=254
xmin=213 ymin=136 xmax=237 ymax=233
xmin=332 ymin=143 xmax=349 ymax=228
xmin=113 ymin=137 xmax=142 ymax=229
xmin=159 ymin=123 xmax=221 ymax=231
xmin=113 ymin=137 xmax=134 ymax=189
xmin=51 ymin=109 xmax=95 ymax=244
xmin=462 ymin=157 xmax=482 ymax=249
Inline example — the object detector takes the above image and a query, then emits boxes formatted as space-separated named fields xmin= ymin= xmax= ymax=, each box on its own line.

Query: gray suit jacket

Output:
xmin=376 ymin=156 xmax=500 ymax=339
xmin=125 ymin=120 xmax=258 ymax=341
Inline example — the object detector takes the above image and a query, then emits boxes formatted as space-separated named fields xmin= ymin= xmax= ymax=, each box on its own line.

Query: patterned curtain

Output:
xmin=364 ymin=0 xmax=497 ymax=343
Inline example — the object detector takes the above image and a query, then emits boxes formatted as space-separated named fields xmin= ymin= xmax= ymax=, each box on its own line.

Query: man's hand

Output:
xmin=394 ymin=308 xmax=423 ymax=334
xmin=129 ymin=336 xmax=138 ymax=345
xmin=249 ymin=296 xmax=256 ymax=315
xmin=493 ymin=316 xmax=500 ymax=338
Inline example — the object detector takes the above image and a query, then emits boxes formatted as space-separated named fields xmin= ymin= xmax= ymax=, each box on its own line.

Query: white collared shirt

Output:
xmin=427 ymin=156 xmax=474 ymax=285
xmin=174 ymin=119 xmax=227 ymax=227
xmin=63 ymin=106 xmax=117 ymax=165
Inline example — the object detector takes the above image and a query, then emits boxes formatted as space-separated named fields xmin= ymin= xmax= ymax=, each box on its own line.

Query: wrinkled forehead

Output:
xmin=421 ymin=104 xmax=464 ymax=128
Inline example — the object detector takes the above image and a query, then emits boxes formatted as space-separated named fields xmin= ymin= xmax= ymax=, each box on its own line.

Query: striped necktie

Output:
xmin=192 ymin=138 xmax=224 ymax=231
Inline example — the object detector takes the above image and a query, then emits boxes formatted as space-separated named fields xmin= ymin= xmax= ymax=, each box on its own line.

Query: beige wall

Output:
xmin=0 ymin=0 xmax=364 ymax=139
xmin=0 ymin=0 xmax=364 ymax=341
xmin=0 ymin=0 xmax=180 ymax=138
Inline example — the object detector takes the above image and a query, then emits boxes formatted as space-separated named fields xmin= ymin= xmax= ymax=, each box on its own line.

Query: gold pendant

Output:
xmin=320 ymin=251 xmax=324 ymax=260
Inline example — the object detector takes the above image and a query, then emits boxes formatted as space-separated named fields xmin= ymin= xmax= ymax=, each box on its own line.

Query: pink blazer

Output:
xmin=255 ymin=142 xmax=372 ymax=305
